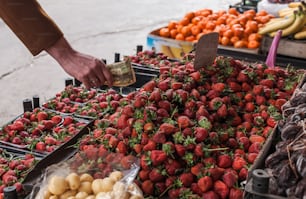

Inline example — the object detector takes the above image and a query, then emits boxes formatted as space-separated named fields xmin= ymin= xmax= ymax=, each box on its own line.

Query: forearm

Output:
xmin=0 ymin=0 xmax=63 ymax=55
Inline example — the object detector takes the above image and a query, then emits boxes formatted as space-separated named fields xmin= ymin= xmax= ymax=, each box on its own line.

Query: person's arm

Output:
xmin=0 ymin=0 xmax=113 ymax=88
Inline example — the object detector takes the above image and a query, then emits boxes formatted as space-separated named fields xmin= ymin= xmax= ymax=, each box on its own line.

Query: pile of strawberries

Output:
xmin=74 ymin=54 xmax=303 ymax=199
xmin=0 ymin=149 xmax=36 ymax=198
xmin=0 ymin=108 xmax=88 ymax=154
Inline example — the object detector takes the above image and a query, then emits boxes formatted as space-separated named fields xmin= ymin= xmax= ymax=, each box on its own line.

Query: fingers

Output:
xmin=101 ymin=63 xmax=113 ymax=87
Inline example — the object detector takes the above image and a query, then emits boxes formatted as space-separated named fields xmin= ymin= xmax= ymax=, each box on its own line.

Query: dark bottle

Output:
xmin=136 ymin=45 xmax=143 ymax=54
xmin=74 ymin=78 xmax=82 ymax=87
xmin=4 ymin=186 xmax=18 ymax=199
xmin=23 ymin=98 xmax=33 ymax=112
xmin=114 ymin=53 xmax=120 ymax=63
xmin=65 ymin=78 xmax=74 ymax=87
xmin=32 ymin=95 xmax=40 ymax=108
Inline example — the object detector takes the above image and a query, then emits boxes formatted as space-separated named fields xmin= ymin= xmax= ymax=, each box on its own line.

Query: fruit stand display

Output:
xmin=0 ymin=46 xmax=305 ymax=198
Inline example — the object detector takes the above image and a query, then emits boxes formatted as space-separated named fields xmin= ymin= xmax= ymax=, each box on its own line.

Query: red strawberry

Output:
xmin=238 ymin=167 xmax=248 ymax=180
xmin=155 ymin=182 xmax=167 ymax=195
xmin=165 ymin=159 xmax=182 ymax=175
xmin=152 ymin=132 xmax=166 ymax=144
xmin=208 ymin=167 xmax=225 ymax=181
xmin=266 ymin=117 xmax=277 ymax=127
xmin=202 ymin=191 xmax=220 ymax=199
xmin=217 ymin=154 xmax=232 ymax=168
xmin=194 ymin=127 xmax=209 ymax=142
xmin=150 ymin=150 xmax=167 ymax=166
xmin=116 ymin=141 xmax=128 ymax=154
xmin=237 ymin=71 xmax=249 ymax=82
xmin=229 ymin=187 xmax=243 ymax=199
xmin=138 ymin=169 xmax=150 ymax=181
xmin=274 ymin=98 xmax=287 ymax=111
xmin=189 ymin=71 xmax=201 ymax=82
xmin=214 ymin=180 xmax=229 ymax=199
xmin=198 ymin=176 xmax=213 ymax=192
xmin=140 ymin=155 xmax=151 ymax=170
xmin=116 ymin=114 xmax=128 ymax=129
xmin=228 ymin=81 xmax=241 ymax=92
xmin=168 ymin=188 xmax=180 ymax=199
xmin=142 ymin=80 xmax=156 ymax=92
xmin=246 ymin=152 xmax=258 ymax=164
xmin=171 ymin=81 xmax=183 ymax=90
xmin=143 ymin=140 xmax=156 ymax=151
xmin=208 ymin=97 xmax=223 ymax=111
xmin=37 ymin=111 xmax=48 ymax=122
xmin=232 ymin=156 xmax=247 ymax=171
xmin=179 ymin=172 xmax=194 ymax=187
xmin=252 ymin=85 xmax=264 ymax=95
xmin=245 ymin=102 xmax=255 ymax=112
xmin=191 ymin=183 xmax=202 ymax=196
xmin=217 ymin=104 xmax=227 ymax=118
xmin=211 ymin=82 xmax=226 ymax=92
xmin=63 ymin=116 xmax=74 ymax=126
xmin=175 ymin=144 xmax=186 ymax=157
xmin=241 ymin=82 xmax=252 ymax=92
xmin=260 ymin=79 xmax=274 ymax=88
xmin=191 ymin=163 xmax=204 ymax=176
xmin=248 ymin=142 xmax=262 ymax=153
xmin=141 ymin=180 xmax=154 ymax=196
xmin=35 ymin=141 xmax=46 ymax=151
xmin=149 ymin=168 xmax=165 ymax=182
xmin=159 ymin=123 xmax=176 ymax=135
xmin=158 ymin=78 xmax=170 ymax=91
xmin=194 ymin=144 xmax=204 ymax=157
xmin=222 ymin=169 xmax=238 ymax=188
xmin=177 ymin=115 xmax=192 ymax=129
xmin=255 ymin=95 xmax=266 ymax=106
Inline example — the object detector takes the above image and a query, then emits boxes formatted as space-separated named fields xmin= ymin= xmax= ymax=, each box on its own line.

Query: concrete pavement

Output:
xmin=0 ymin=0 xmax=239 ymax=125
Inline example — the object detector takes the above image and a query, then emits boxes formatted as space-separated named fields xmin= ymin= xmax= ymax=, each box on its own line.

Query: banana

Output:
xmin=270 ymin=11 xmax=306 ymax=37
xmin=278 ymin=7 xmax=298 ymax=17
xmin=288 ymin=2 xmax=302 ymax=8
xmin=293 ymin=26 xmax=306 ymax=39
xmin=258 ymin=14 xmax=295 ymax=35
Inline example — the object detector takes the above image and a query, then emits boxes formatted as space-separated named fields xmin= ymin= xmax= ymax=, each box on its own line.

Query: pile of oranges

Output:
xmin=159 ymin=8 xmax=274 ymax=49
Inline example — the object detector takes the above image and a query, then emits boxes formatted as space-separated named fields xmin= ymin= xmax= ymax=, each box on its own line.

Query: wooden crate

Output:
xmin=259 ymin=35 xmax=306 ymax=60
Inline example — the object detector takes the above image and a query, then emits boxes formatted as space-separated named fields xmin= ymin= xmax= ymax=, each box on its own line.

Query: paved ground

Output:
xmin=0 ymin=0 xmax=239 ymax=125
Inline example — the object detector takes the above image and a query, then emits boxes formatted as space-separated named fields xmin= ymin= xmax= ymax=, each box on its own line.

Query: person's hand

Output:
xmin=46 ymin=36 xmax=113 ymax=89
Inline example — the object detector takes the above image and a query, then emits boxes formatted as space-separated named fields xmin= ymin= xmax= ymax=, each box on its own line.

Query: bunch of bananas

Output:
xmin=258 ymin=1 xmax=306 ymax=39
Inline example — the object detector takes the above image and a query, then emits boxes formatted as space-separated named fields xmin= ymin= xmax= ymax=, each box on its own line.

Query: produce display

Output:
xmin=258 ymin=1 xmax=306 ymax=39
xmin=33 ymin=147 xmax=143 ymax=199
xmin=0 ymin=108 xmax=88 ymax=154
xmin=262 ymin=85 xmax=306 ymax=198
xmin=157 ymin=7 xmax=274 ymax=49
xmin=70 ymin=52 xmax=303 ymax=198
xmin=0 ymin=149 xmax=36 ymax=198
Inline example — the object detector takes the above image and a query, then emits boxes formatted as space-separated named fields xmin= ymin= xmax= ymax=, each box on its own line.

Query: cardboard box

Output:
xmin=147 ymin=28 xmax=194 ymax=59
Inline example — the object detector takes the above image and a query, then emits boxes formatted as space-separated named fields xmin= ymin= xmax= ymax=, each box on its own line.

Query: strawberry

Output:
xmin=189 ymin=71 xmax=201 ymax=82
xmin=260 ymin=79 xmax=274 ymax=88
xmin=14 ymin=182 xmax=23 ymax=192
xmin=150 ymin=150 xmax=167 ymax=166
xmin=241 ymin=82 xmax=252 ymax=92
xmin=159 ymin=123 xmax=177 ymax=135
xmin=142 ymin=80 xmax=156 ymax=92
xmin=37 ymin=111 xmax=48 ymax=122
xmin=179 ymin=172 xmax=194 ymax=187
xmin=177 ymin=115 xmax=192 ymax=129
xmin=245 ymin=102 xmax=255 ymax=112
xmin=194 ymin=127 xmax=209 ymax=143
xmin=232 ymin=156 xmax=247 ymax=171
xmin=165 ymin=159 xmax=182 ymax=175
xmin=211 ymin=82 xmax=226 ymax=92
xmin=252 ymin=85 xmax=264 ymax=95
xmin=229 ymin=187 xmax=243 ymax=199
xmin=116 ymin=141 xmax=128 ymax=154
xmin=238 ymin=167 xmax=248 ymax=180
xmin=141 ymin=180 xmax=154 ymax=196
xmin=198 ymin=176 xmax=213 ymax=192
xmin=174 ymin=143 xmax=186 ymax=156
xmin=266 ymin=117 xmax=277 ymax=127
xmin=228 ymin=81 xmax=241 ymax=92
xmin=255 ymin=95 xmax=266 ymax=106
xmin=244 ymin=93 xmax=254 ymax=102
xmin=202 ymin=191 xmax=220 ymax=199
xmin=246 ymin=152 xmax=258 ymax=164
xmin=171 ymin=81 xmax=183 ymax=90
xmin=208 ymin=167 xmax=225 ymax=181
xmin=222 ymin=169 xmax=238 ymax=188
xmin=194 ymin=144 xmax=204 ymax=157
xmin=10 ymin=120 xmax=24 ymax=131
xmin=158 ymin=78 xmax=170 ymax=91
xmin=143 ymin=140 xmax=156 ymax=151
xmin=149 ymin=168 xmax=166 ymax=182
xmin=63 ymin=116 xmax=73 ymax=126
xmin=237 ymin=71 xmax=249 ymax=82
xmin=274 ymin=98 xmax=287 ymax=111
xmin=206 ymin=90 xmax=220 ymax=100
xmin=35 ymin=141 xmax=46 ymax=151
xmin=217 ymin=154 xmax=232 ymax=168
xmin=238 ymin=136 xmax=250 ymax=151
xmin=116 ymin=114 xmax=129 ymax=129
xmin=168 ymin=188 xmax=180 ymax=199
xmin=152 ymin=132 xmax=166 ymax=144
xmin=214 ymin=180 xmax=229 ymax=199
xmin=155 ymin=182 xmax=167 ymax=195
xmin=191 ymin=163 xmax=204 ymax=176
xmin=208 ymin=97 xmax=223 ymax=111
xmin=191 ymin=183 xmax=202 ymax=196
xmin=138 ymin=169 xmax=150 ymax=181
xmin=217 ymin=104 xmax=227 ymax=118
xmin=140 ymin=155 xmax=151 ymax=170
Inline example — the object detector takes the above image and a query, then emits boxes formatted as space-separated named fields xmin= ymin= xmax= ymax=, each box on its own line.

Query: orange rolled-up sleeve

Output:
xmin=0 ymin=0 xmax=63 ymax=55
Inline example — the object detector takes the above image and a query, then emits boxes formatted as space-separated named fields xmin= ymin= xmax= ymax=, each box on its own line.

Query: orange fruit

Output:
xmin=179 ymin=17 xmax=190 ymax=26
xmin=230 ymin=36 xmax=240 ymax=44
xmin=181 ymin=26 xmax=192 ymax=37
xmin=221 ymin=36 xmax=230 ymax=46
xmin=228 ymin=8 xmax=239 ymax=16
xmin=247 ymin=40 xmax=260 ymax=49
xmin=234 ymin=40 xmax=247 ymax=48
xmin=159 ymin=28 xmax=170 ymax=37
xmin=168 ymin=21 xmax=178 ymax=30
xmin=170 ymin=29 xmax=178 ymax=39
xmin=191 ymin=25 xmax=201 ymax=36
xmin=175 ymin=33 xmax=185 ymax=41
